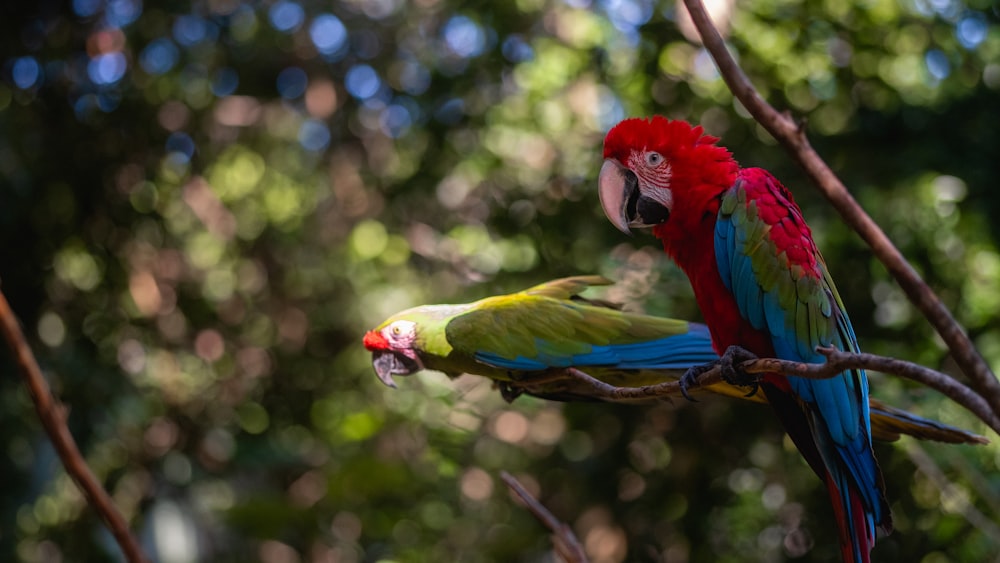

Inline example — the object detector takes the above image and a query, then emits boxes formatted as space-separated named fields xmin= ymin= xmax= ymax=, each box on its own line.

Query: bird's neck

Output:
xmin=652 ymin=175 xmax=730 ymax=273
xmin=651 ymin=177 xmax=774 ymax=357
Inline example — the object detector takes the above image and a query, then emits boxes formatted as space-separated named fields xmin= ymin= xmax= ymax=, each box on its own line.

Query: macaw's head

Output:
xmin=598 ymin=116 xmax=738 ymax=235
xmin=363 ymin=316 xmax=424 ymax=388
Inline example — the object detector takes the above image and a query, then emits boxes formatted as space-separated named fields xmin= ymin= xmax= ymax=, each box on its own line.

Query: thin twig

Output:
xmin=553 ymin=345 xmax=1000 ymax=435
xmin=500 ymin=471 xmax=589 ymax=563
xmin=680 ymin=0 xmax=1000 ymax=415
xmin=904 ymin=441 xmax=1000 ymax=544
xmin=0 ymin=291 xmax=149 ymax=563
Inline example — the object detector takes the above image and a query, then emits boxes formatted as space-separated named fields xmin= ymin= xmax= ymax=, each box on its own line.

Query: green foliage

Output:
xmin=1 ymin=0 xmax=999 ymax=561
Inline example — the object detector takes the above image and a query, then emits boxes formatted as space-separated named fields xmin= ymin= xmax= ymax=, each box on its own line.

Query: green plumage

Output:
xmin=372 ymin=276 xmax=693 ymax=381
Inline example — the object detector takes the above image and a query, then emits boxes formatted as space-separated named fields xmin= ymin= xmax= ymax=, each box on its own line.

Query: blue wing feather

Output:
xmin=475 ymin=324 xmax=719 ymax=371
xmin=715 ymin=177 xmax=888 ymax=539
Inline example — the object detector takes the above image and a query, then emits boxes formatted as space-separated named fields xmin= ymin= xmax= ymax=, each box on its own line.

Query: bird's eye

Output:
xmin=386 ymin=320 xmax=415 ymax=341
xmin=645 ymin=152 xmax=663 ymax=167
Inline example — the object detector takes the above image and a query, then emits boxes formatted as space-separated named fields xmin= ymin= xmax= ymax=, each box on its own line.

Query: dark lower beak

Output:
xmin=371 ymin=351 xmax=420 ymax=388
xmin=598 ymin=159 xmax=670 ymax=234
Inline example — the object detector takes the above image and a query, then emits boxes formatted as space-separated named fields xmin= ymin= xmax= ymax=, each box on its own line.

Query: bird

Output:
xmin=363 ymin=275 xmax=986 ymax=446
xmin=363 ymin=275 xmax=717 ymax=393
xmin=598 ymin=116 xmax=890 ymax=562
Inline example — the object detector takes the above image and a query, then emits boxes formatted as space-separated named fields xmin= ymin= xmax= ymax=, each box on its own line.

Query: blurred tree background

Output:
xmin=1 ymin=0 xmax=999 ymax=561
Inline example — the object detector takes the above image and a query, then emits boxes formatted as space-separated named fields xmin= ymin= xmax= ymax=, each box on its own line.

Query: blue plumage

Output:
xmin=713 ymin=176 xmax=890 ymax=561
xmin=475 ymin=324 xmax=719 ymax=372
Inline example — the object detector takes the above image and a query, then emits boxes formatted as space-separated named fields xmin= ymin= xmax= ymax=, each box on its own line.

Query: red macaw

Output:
xmin=598 ymin=116 xmax=890 ymax=562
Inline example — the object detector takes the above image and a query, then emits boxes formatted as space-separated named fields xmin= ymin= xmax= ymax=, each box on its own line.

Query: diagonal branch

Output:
xmin=904 ymin=441 xmax=1000 ymax=540
xmin=551 ymin=345 xmax=1000 ymax=435
xmin=500 ymin=471 xmax=589 ymax=563
xmin=680 ymin=0 xmax=1000 ymax=416
xmin=0 ymin=290 xmax=149 ymax=563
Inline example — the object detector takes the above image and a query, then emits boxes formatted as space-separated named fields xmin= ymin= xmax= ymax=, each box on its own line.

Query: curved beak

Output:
xmin=371 ymin=350 xmax=420 ymax=388
xmin=598 ymin=159 xmax=637 ymax=235
xmin=598 ymin=159 xmax=670 ymax=234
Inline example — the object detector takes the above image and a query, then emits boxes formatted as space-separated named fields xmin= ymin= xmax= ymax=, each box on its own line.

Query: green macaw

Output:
xmin=363 ymin=276 xmax=985 ymax=445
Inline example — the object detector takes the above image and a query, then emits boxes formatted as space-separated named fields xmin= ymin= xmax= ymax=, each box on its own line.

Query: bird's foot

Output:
xmin=718 ymin=345 xmax=760 ymax=397
xmin=497 ymin=381 xmax=523 ymax=403
xmin=679 ymin=362 xmax=714 ymax=402
xmin=679 ymin=345 xmax=760 ymax=400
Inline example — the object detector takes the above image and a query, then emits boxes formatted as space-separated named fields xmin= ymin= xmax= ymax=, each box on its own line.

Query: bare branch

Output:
xmin=500 ymin=471 xmax=589 ymax=563
xmin=543 ymin=346 xmax=1000 ymax=435
xmin=904 ymin=442 xmax=1000 ymax=540
xmin=0 ymin=291 xmax=149 ymax=563
xmin=680 ymin=0 xmax=1000 ymax=415
xmin=749 ymin=347 xmax=999 ymax=435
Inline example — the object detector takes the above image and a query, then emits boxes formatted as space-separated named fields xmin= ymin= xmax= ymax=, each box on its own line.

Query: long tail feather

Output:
xmin=825 ymin=477 xmax=875 ymax=563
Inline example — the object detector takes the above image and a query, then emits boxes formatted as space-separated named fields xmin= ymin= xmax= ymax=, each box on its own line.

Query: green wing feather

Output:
xmin=446 ymin=276 xmax=690 ymax=361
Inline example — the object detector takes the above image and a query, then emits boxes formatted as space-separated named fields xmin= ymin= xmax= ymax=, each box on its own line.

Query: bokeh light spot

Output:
xmin=925 ymin=49 xmax=950 ymax=80
xmin=166 ymin=132 xmax=195 ymax=163
xmin=37 ymin=312 xmax=67 ymax=348
xmin=104 ymin=0 xmax=142 ymax=28
xmin=194 ymin=329 xmax=225 ymax=362
xmin=73 ymin=0 xmax=103 ymax=18
xmin=268 ymin=1 xmax=304 ymax=33
xmin=140 ymin=39 xmax=179 ymax=75
xmin=309 ymin=14 xmax=347 ymax=56
xmin=602 ymin=0 xmax=653 ymax=31
xmin=11 ymin=57 xmax=41 ymax=89
xmin=379 ymin=104 xmax=412 ymax=138
xmin=339 ymin=411 xmax=381 ymax=441
xmin=88 ymin=52 xmax=128 ymax=85
xmin=459 ymin=468 xmax=493 ymax=501
xmin=129 ymin=270 xmax=162 ymax=315
xmin=54 ymin=245 xmax=103 ymax=291
xmin=442 ymin=16 xmax=486 ymax=58
xmin=118 ymin=339 xmax=147 ymax=374
xmin=492 ymin=411 xmax=529 ymax=443
xmin=345 ymin=64 xmax=381 ymax=100
xmin=502 ymin=34 xmax=534 ymax=63
xmin=173 ymin=15 xmax=212 ymax=46
xmin=956 ymin=12 xmax=987 ymax=50
xmin=298 ymin=119 xmax=331 ymax=151
xmin=304 ymin=79 xmax=337 ymax=118
xmin=237 ymin=402 xmax=270 ymax=434
xmin=350 ymin=220 xmax=388 ymax=260
xmin=358 ymin=0 xmax=402 ymax=19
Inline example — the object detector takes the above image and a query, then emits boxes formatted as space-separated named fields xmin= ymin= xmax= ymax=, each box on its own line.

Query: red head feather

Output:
xmin=602 ymin=116 xmax=739 ymax=266
xmin=603 ymin=117 xmax=737 ymax=193
xmin=604 ymin=116 xmax=716 ymax=159
xmin=363 ymin=330 xmax=389 ymax=351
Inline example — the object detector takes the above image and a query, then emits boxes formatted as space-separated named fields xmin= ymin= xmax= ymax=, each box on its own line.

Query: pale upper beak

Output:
xmin=598 ymin=159 xmax=670 ymax=234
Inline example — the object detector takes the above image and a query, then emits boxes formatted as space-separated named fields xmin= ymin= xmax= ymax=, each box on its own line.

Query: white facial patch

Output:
xmin=634 ymin=150 xmax=673 ymax=210
xmin=385 ymin=320 xmax=417 ymax=346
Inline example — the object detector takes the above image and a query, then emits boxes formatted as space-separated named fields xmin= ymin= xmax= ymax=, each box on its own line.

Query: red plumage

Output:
xmin=363 ymin=330 xmax=389 ymax=351
xmin=605 ymin=119 xmax=774 ymax=373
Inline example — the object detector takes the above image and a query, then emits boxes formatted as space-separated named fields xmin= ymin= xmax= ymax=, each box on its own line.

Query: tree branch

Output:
xmin=544 ymin=345 xmax=1000 ymax=436
xmin=904 ymin=441 xmax=1000 ymax=540
xmin=680 ymin=0 xmax=1000 ymax=415
xmin=0 ymin=290 xmax=149 ymax=563
xmin=500 ymin=471 xmax=589 ymax=563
